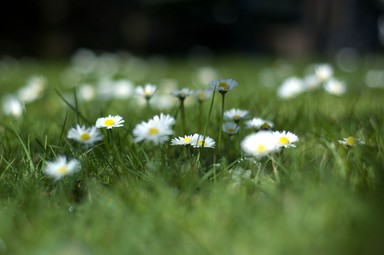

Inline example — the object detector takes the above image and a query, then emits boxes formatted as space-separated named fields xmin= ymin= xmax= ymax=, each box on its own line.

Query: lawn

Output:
xmin=1 ymin=52 xmax=384 ymax=255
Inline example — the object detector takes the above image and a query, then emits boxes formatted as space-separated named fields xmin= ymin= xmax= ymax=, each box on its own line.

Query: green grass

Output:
xmin=1 ymin=54 xmax=384 ymax=255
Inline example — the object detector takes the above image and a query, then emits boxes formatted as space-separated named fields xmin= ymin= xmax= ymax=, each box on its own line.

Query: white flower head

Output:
xmin=314 ymin=64 xmax=333 ymax=82
xmin=133 ymin=113 xmax=176 ymax=145
xmin=277 ymin=77 xmax=305 ymax=99
xmin=324 ymin=78 xmax=347 ymax=96
xmin=222 ymin=122 xmax=240 ymax=135
xmin=171 ymin=134 xmax=194 ymax=146
xmin=273 ymin=130 xmax=299 ymax=148
xmin=224 ymin=108 xmax=249 ymax=123
xmin=208 ymin=78 xmax=238 ymax=94
xmin=303 ymin=74 xmax=321 ymax=91
xmin=78 ymin=84 xmax=97 ymax=102
xmin=170 ymin=88 xmax=193 ymax=100
xmin=44 ymin=156 xmax=80 ymax=180
xmin=245 ymin=117 xmax=274 ymax=130
xmin=194 ymin=89 xmax=213 ymax=102
xmin=95 ymin=115 xmax=124 ymax=129
xmin=190 ymin=133 xmax=216 ymax=148
xmin=2 ymin=95 xmax=24 ymax=118
xmin=17 ymin=75 xmax=47 ymax=103
xmin=338 ymin=136 xmax=365 ymax=147
xmin=136 ymin=84 xmax=157 ymax=100
xmin=241 ymin=131 xmax=279 ymax=158
xmin=67 ymin=124 xmax=104 ymax=146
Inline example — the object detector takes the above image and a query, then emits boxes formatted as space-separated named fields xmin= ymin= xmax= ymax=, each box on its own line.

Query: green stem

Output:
xmin=180 ymin=98 xmax=186 ymax=133
xmin=217 ymin=93 xmax=226 ymax=151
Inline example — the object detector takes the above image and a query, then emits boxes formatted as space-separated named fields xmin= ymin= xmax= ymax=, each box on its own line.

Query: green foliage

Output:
xmin=1 ymin=55 xmax=384 ymax=254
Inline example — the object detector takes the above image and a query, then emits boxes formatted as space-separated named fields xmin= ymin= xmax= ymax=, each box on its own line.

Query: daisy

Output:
xmin=170 ymin=88 xmax=194 ymax=100
xmin=190 ymin=133 xmax=216 ymax=148
xmin=208 ymin=78 xmax=238 ymax=94
xmin=224 ymin=108 xmax=249 ymax=123
xmin=338 ymin=136 xmax=365 ymax=147
xmin=170 ymin=134 xmax=194 ymax=146
xmin=241 ymin=131 xmax=279 ymax=158
xmin=277 ymin=77 xmax=305 ymax=99
xmin=95 ymin=115 xmax=124 ymax=129
xmin=222 ymin=122 xmax=240 ymax=135
xmin=273 ymin=131 xmax=299 ymax=148
xmin=303 ymin=74 xmax=321 ymax=91
xmin=17 ymin=75 xmax=47 ymax=103
xmin=135 ymin=84 xmax=157 ymax=100
xmin=194 ymin=89 xmax=213 ymax=102
xmin=67 ymin=124 xmax=104 ymax=146
xmin=314 ymin=64 xmax=333 ymax=82
xmin=44 ymin=156 xmax=80 ymax=180
xmin=245 ymin=117 xmax=274 ymax=130
xmin=133 ymin=113 xmax=176 ymax=145
xmin=2 ymin=95 xmax=24 ymax=118
xmin=324 ymin=78 xmax=347 ymax=96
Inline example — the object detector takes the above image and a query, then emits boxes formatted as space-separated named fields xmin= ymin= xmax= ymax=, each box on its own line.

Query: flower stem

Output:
xmin=217 ymin=93 xmax=225 ymax=151
xmin=180 ymin=98 xmax=186 ymax=133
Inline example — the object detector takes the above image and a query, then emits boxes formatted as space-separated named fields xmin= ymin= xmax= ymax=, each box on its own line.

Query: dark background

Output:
xmin=1 ymin=0 xmax=383 ymax=59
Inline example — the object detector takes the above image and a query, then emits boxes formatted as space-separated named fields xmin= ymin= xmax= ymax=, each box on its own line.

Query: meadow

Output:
xmin=1 ymin=51 xmax=384 ymax=255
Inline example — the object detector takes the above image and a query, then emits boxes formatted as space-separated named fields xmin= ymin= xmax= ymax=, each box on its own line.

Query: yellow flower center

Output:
xmin=261 ymin=123 xmax=271 ymax=129
xmin=58 ymin=166 xmax=68 ymax=174
xmin=233 ymin=114 xmax=241 ymax=120
xmin=182 ymin=137 xmax=191 ymax=143
xmin=218 ymin=82 xmax=229 ymax=91
xmin=104 ymin=119 xmax=115 ymax=126
xmin=80 ymin=133 xmax=91 ymax=141
xmin=278 ymin=136 xmax=290 ymax=145
xmin=148 ymin=127 xmax=159 ymax=135
xmin=197 ymin=92 xmax=205 ymax=100
xmin=256 ymin=144 xmax=266 ymax=152
xmin=346 ymin=136 xmax=356 ymax=146
xmin=227 ymin=128 xmax=235 ymax=133
xmin=197 ymin=140 xmax=206 ymax=147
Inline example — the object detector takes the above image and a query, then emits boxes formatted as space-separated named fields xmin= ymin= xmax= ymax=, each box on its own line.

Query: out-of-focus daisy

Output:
xmin=338 ymin=136 xmax=365 ymax=147
xmin=44 ymin=156 xmax=80 ymax=180
xmin=195 ymin=66 xmax=218 ymax=85
xmin=277 ymin=77 xmax=305 ymax=99
xmin=2 ymin=95 xmax=24 ymax=118
xmin=112 ymin=79 xmax=134 ymax=99
xmin=224 ymin=108 xmax=249 ymax=123
xmin=171 ymin=134 xmax=194 ymax=146
xmin=67 ymin=124 xmax=104 ymax=146
xmin=170 ymin=88 xmax=193 ymax=100
xmin=17 ymin=75 xmax=47 ymax=103
xmin=194 ymin=89 xmax=213 ymax=102
xmin=314 ymin=64 xmax=333 ymax=82
xmin=190 ymin=133 xmax=216 ymax=148
xmin=208 ymin=78 xmax=238 ymax=94
xmin=245 ymin=117 xmax=274 ymax=130
xmin=135 ymin=84 xmax=157 ymax=100
xmin=222 ymin=122 xmax=240 ymax=135
xmin=273 ymin=131 xmax=299 ymax=148
xmin=324 ymin=78 xmax=347 ymax=96
xmin=303 ymin=74 xmax=321 ymax=91
xmin=133 ymin=113 xmax=176 ymax=145
xmin=96 ymin=115 xmax=124 ymax=129
xmin=78 ymin=83 xmax=97 ymax=102
xmin=241 ymin=131 xmax=279 ymax=158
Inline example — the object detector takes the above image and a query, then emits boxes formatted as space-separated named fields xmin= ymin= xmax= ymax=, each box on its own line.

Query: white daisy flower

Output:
xmin=170 ymin=134 xmax=194 ymax=146
xmin=2 ymin=95 xmax=24 ymax=118
xmin=273 ymin=131 xmax=299 ymax=148
xmin=95 ymin=115 xmax=124 ymax=129
xmin=223 ymin=108 xmax=249 ymax=123
xmin=78 ymin=83 xmax=97 ymax=102
xmin=170 ymin=88 xmax=194 ymax=99
xmin=112 ymin=79 xmax=134 ymax=99
xmin=277 ymin=77 xmax=305 ymax=99
xmin=338 ymin=136 xmax=365 ymax=147
xmin=222 ymin=122 xmax=240 ymax=135
xmin=190 ymin=133 xmax=216 ymax=148
xmin=314 ymin=64 xmax=333 ymax=82
xmin=208 ymin=78 xmax=238 ymax=94
xmin=17 ymin=75 xmax=47 ymax=103
xmin=44 ymin=156 xmax=80 ymax=180
xmin=303 ymin=74 xmax=321 ymax=91
xmin=194 ymin=89 xmax=213 ymax=102
xmin=245 ymin=117 xmax=274 ymax=130
xmin=67 ymin=124 xmax=104 ymax=146
xmin=136 ymin=84 xmax=157 ymax=100
xmin=324 ymin=78 xmax=347 ymax=96
xmin=133 ymin=113 xmax=176 ymax=145
xmin=241 ymin=131 xmax=279 ymax=158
